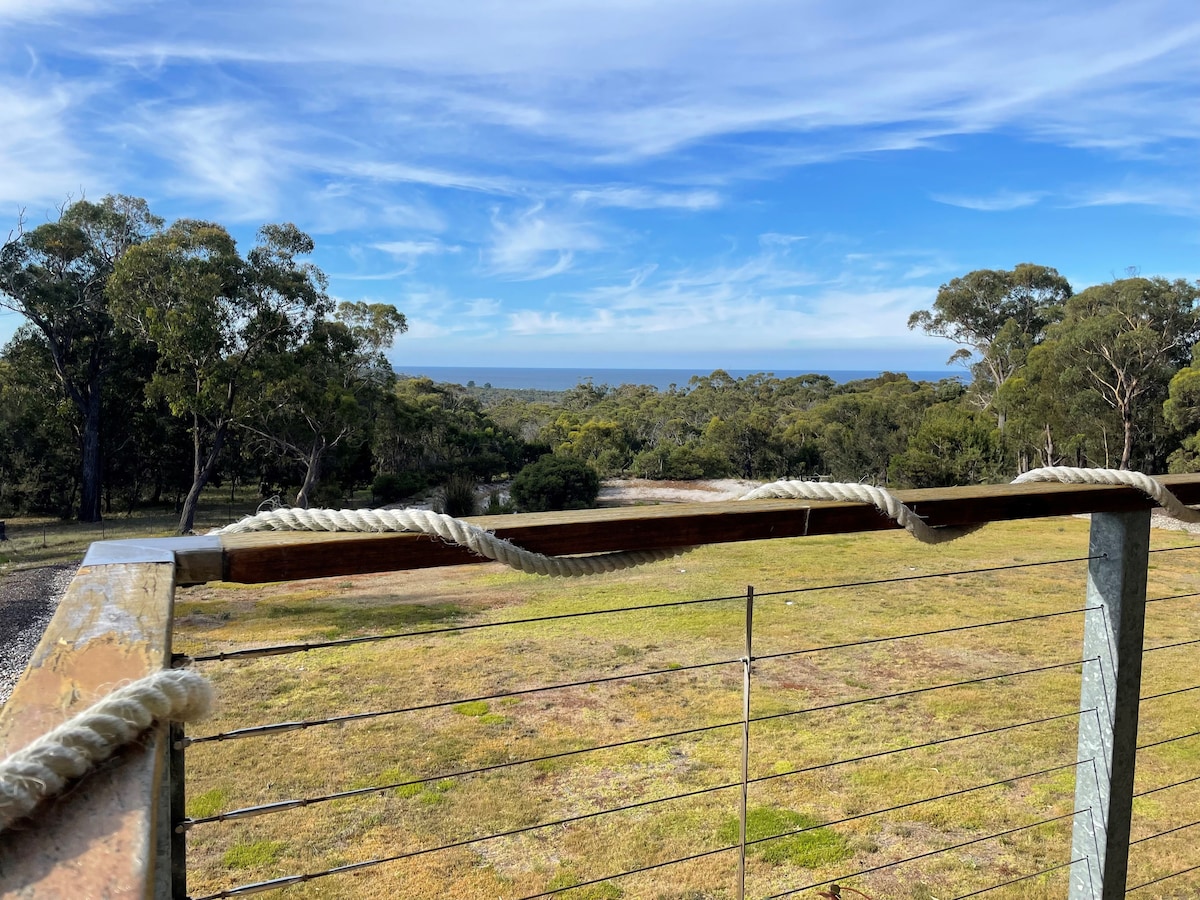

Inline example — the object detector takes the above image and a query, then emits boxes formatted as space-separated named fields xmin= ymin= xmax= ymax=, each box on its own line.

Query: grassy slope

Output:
xmin=174 ymin=518 xmax=1200 ymax=900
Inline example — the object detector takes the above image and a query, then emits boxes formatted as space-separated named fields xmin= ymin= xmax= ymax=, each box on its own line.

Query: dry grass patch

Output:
xmin=176 ymin=519 xmax=1200 ymax=899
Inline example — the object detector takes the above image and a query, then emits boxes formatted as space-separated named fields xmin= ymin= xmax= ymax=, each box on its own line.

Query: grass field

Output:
xmin=171 ymin=517 xmax=1200 ymax=900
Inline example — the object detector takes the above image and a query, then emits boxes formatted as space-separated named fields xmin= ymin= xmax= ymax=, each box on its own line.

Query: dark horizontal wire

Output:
xmin=1135 ymin=774 xmax=1200 ymax=798
xmin=747 ymin=759 xmax=1084 ymax=853
xmin=948 ymin=858 xmax=1082 ymax=899
xmin=751 ymin=709 xmax=1086 ymax=785
xmin=1141 ymin=684 xmax=1200 ymax=702
xmin=184 ymin=555 xmax=1102 ymax=666
xmin=186 ymin=656 xmax=740 ymax=745
xmin=185 ymin=708 xmax=1086 ymax=830
xmin=1137 ymin=730 xmax=1200 ymax=751
xmin=1130 ymin=819 xmax=1200 ymax=846
xmin=182 ymin=717 xmax=743 ymax=828
xmin=753 ymin=554 xmax=1100 ymax=601
xmin=187 ymin=779 xmax=742 ymax=900
xmin=760 ymin=809 xmax=1084 ymax=900
xmin=183 ymin=591 xmax=748 ymax=664
xmin=1148 ymin=544 xmax=1200 ymax=555
xmin=755 ymin=607 xmax=1094 ymax=663
xmin=1143 ymin=590 xmax=1200 ymax=605
xmin=513 ymin=844 xmax=739 ymax=900
xmin=1143 ymin=637 xmax=1200 ymax=654
xmin=1126 ymin=862 xmax=1200 ymax=893
xmin=751 ymin=659 xmax=1089 ymax=725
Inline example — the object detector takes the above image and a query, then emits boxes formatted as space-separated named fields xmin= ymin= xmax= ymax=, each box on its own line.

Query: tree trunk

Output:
xmin=77 ymin=390 xmax=104 ymax=522
xmin=1121 ymin=409 xmax=1134 ymax=470
xmin=179 ymin=418 xmax=227 ymax=533
xmin=294 ymin=436 xmax=326 ymax=508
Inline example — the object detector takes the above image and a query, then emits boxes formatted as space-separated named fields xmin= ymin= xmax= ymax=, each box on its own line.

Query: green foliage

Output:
xmin=889 ymin=404 xmax=1004 ymax=487
xmin=717 ymin=806 xmax=851 ymax=867
xmin=372 ymin=472 xmax=424 ymax=503
xmin=510 ymin=455 xmax=601 ymax=512
xmin=439 ymin=473 xmax=479 ymax=516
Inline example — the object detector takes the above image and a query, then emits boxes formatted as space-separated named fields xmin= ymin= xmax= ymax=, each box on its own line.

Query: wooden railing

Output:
xmin=3 ymin=474 xmax=1200 ymax=898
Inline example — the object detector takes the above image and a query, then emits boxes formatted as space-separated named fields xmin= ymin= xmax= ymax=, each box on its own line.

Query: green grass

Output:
xmin=222 ymin=840 xmax=287 ymax=870
xmin=718 ymin=807 xmax=852 ymax=867
xmin=171 ymin=518 xmax=1200 ymax=900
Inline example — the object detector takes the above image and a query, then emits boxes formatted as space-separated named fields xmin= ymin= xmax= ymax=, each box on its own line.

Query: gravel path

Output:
xmin=0 ymin=563 xmax=78 ymax=707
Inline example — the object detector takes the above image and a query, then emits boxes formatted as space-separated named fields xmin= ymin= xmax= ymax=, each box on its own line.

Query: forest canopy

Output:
xmin=4 ymin=201 xmax=1200 ymax=527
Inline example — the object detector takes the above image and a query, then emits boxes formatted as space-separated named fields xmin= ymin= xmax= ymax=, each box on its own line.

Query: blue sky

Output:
xmin=2 ymin=0 xmax=1200 ymax=372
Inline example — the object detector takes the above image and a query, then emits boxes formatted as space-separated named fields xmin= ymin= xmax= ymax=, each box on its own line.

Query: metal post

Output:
xmin=738 ymin=585 xmax=754 ymax=900
xmin=1069 ymin=510 xmax=1150 ymax=900
xmin=170 ymin=722 xmax=188 ymax=899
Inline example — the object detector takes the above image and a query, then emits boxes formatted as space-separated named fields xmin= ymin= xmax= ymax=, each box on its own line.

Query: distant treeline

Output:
xmin=4 ymin=197 xmax=1200 ymax=528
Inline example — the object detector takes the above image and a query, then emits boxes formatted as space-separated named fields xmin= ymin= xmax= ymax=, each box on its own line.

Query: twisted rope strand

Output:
xmin=213 ymin=507 xmax=690 ymax=576
xmin=212 ymin=467 xmax=1200 ymax=572
xmin=0 ymin=668 xmax=213 ymax=833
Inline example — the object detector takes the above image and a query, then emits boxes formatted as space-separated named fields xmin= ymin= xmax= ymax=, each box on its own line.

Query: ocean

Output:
xmin=395 ymin=366 xmax=963 ymax=392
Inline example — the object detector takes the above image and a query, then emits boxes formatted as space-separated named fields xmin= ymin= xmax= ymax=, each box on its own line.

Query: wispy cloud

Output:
xmin=932 ymin=190 xmax=1046 ymax=211
xmin=0 ymin=80 xmax=90 ymax=207
xmin=119 ymin=102 xmax=292 ymax=220
xmin=1070 ymin=181 xmax=1200 ymax=216
xmin=486 ymin=204 xmax=604 ymax=280
xmin=571 ymin=186 xmax=721 ymax=210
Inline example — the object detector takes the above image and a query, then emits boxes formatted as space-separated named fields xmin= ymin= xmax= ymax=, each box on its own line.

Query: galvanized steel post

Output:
xmin=1069 ymin=510 xmax=1150 ymax=900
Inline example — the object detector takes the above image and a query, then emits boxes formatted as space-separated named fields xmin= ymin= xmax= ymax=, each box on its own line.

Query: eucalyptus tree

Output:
xmin=245 ymin=301 xmax=406 ymax=507
xmin=0 ymin=196 xmax=162 ymax=520
xmin=908 ymin=263 xmax=1072 ymax=430
xmin=109 ymin=220 xmax=331 ymax=532
xmin=1050 ymin=277 xmax=1200 ymax=470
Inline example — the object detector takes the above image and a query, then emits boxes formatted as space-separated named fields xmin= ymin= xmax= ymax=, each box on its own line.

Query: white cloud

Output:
xmin=931 ymin=190 xmax=1046 ymax=212
xmin=57 ymin=0 xmax=1200 ymax=166
xmin=373 ymin=239 xmax=460 ymax=258
xmin=118 ymin=103 xmax=291 ymax=220
xmin=487 ymin=204 xmax=604 ymax=280
xmin=571 ymin=187 xmax=721 ymax=210
xmin=1070 ymin=182 xmax=1200 ymax=216
xmin=0 ymin=80 xmax=93 ymax=207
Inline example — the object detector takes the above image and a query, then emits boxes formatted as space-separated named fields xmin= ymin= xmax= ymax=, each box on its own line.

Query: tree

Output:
xmin=0 ymin=196 xmax=161 ymax=520
xmin=510 ymin=455 xmax=600 ymax=512
xmin=1050 ymin=277 xmax=1200 ymax=470
xmin=888 ymin=404 xmax=1003 ymax=487
xmin=109 ymin=220 xmax=331 ymax=532
xmin=247 ymin=301 xmax=406 ymax=507
xmin=908 ymin=264 xmax=1072 ymax=430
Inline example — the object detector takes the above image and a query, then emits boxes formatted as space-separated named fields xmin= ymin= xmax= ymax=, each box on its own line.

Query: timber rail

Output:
xmin=3 ymin=474 xmax=1200 ymax=898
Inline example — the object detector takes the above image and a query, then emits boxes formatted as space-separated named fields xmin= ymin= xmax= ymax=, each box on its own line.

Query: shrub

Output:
xmin=510 ymin=455 xmax=600 ymax=512
xmin=438 ymin=473 xmax=478 ymax=517
xmin=371 ymin=472 xmax=424 ymax=504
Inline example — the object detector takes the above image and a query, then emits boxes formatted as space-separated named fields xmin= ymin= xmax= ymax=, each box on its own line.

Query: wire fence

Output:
xmin=171 ymin=532 xmax=1200 ymax=900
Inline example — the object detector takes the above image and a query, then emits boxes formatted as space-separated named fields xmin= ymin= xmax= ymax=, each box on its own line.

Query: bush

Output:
xmin=438 ymin=473 xmax=478 ymax=517
xmin=510 ymin=455 xmax=600 ymax=512
xmin=372 ymin=472 xmax=424 ymax=504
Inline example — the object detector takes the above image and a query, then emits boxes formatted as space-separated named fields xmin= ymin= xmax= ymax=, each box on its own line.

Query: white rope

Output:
xmin=738 ymin=480 xmax=984 ymax=544
xmin=212 ymin=507 xmax=689 ymax=576
xmin=0 ymin=668 xmax=213 ymax=833
xmin=1011 ymin=467 xmax=1200 ymax=523
xmin=211 ymin=467 xmax=1200 ymax=572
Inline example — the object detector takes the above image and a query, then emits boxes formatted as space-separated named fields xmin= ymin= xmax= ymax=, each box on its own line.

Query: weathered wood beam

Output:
xmin=216 ymin=475 xmax=1200 ymax=584
xmin=0 ymin=561 xmax=176 ymax=899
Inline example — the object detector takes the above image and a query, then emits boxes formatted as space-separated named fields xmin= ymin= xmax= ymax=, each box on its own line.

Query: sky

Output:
xmin=2 ymin=0 xmax=1200 ymax=373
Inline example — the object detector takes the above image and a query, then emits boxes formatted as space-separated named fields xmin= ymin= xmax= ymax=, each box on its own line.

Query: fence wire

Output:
xmin=177 ymin=551 xmax=1122 ymax=899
